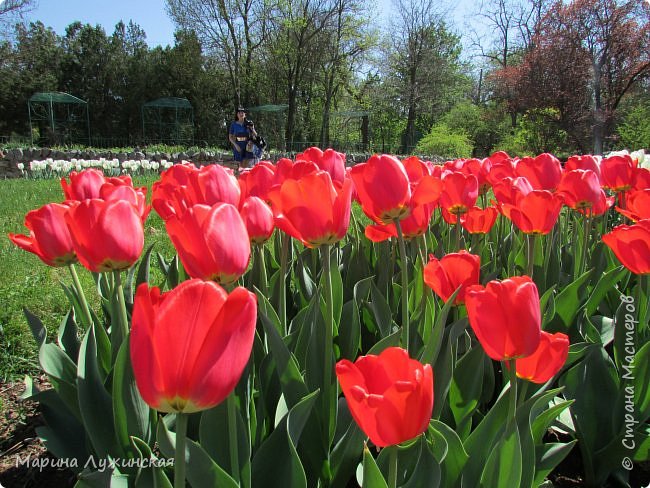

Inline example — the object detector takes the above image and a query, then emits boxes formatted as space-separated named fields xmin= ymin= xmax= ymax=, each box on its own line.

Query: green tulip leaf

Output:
xmin=360 ymin=445 xmax=388 ymax=488
xmin=585 ymin=265 xmax=626 ymax=317
xmin=113 ymin=334 xmax=154 ymax=458
xmin=130 ymin=435 xmax=173 ymax=488
xmin=58 ymin=310 xmax=80 ymax=361
xmin=259 ymin=311 xmax=309 ymax=409
xmin=427 ymin=420 xmax=469 ymax=487
xmin=251 ymin=391 xmax=319 ymax=488
xmin=156 ymin=417 xmax=239 ymax=488
xmin=77 ymin=325 xmax=121 ymax=459
xmin=479 ymin=423 xmax=522 ymax=488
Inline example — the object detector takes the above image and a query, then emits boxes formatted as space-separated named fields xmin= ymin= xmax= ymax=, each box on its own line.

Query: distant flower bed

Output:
xmin=19 ymin=158 xmax=179 ymax=178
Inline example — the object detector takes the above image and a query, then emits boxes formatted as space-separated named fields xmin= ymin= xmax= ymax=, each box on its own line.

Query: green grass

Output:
xmin=0 ymin=175 xmax=174 ymax=381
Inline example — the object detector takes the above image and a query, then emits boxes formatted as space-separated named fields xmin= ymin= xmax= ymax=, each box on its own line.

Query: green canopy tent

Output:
xmin=28 ymin=92 xmax=90 ymax=146
xmin=246 ymin=104 xmax=289 ymax=151
xmin=141 ymin=97 xmax=195 ymax=145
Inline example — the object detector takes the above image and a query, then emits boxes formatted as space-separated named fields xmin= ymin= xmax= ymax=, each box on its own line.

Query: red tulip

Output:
xmin=600 ymin=155 xmax=636 ymax=191
xmin=152 ymin=163 xmax=199 ymax=219
xmin=465 ymin=276 xmax=541 ymax=360
xmin=486 ymin=150 xmax=512 ymax=165
xmin=166 ymin=203 xmax=251 ymax=284
xmin=192 ymin=164 xmax=241 ymax=208
xmin=501 ymin=190 xmax=563 ymax=235
xmin=461 ymin=158 xmax=492 ymax=194
xmin=515 ymin=153 xmax=563 ymax=191
xmin=557 ymin=169 xmax=609 ymax=215
xmin=296 ymin=147 xmax=346 ymax=185
xmin=565 ymin=155 xmax=601 ymax=180
xmin=152 ymin=163 xmax=240 ymax=220
xmin=402 ymin=156 xmax=431 ymax=184
xmin=61 ymin=168 xmax=106 ymax=200
xmin=100 ymin=184 xmax=151 ymax=222
xmin=486 ymin=160 xmax=516 ymax=187
xmin=492 ymin=177 xmax=533 ymax=207
xmin=335 ymin=347 xmax=433 ymax=447
xmin=439 ymin=172 xmax=478 ymax=216
xmin=602 ymin=219 xmax=650 ymax=275
xmin=238 ymin=161 xmax=277 ymax=202
xmin=349 ymin=155 xmax=411 ymax=223
xmin=130 ymin=279 xmax=257 ymax=413
xmin=365 ymin=202 xmax=435 ymax=242
xmin=8 ymin=202 xmax=78 ymax=266
xmin=515 ymin=331 xmax=569 ymax=383
xmin=267 ymin=171 xmax=352 ymax=248
xmin=633 ymin=168 xmax=650 ymax=190
xmin=617 ymin=189 xmax=650 ymax=222
xmin=423 ymin=251 xmax=480 ymax=304
xmin=460 ymin=206 xmax=498 ymax=234
xmin=64 ymin=199 xmax=144 ymax=272
xmin=240 ymin=196 xmax=275 ymax=244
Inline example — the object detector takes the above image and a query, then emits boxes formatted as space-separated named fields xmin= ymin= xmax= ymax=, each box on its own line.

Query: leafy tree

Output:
xmin=383 ymin=0 xmax=468 ymax=153
xmin=415 ymin=123 xmax=473 ymax=158
xmin=494 ymin=0 xmax=650 ymax=154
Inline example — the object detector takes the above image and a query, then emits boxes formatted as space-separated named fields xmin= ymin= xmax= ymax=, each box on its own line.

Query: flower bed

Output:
xmin=6 ymin=147 xmax=650 ymax=487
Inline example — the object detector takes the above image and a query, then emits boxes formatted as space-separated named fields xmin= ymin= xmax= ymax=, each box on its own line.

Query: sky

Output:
xmin=23 ymin=0 xmax=478 ymax=50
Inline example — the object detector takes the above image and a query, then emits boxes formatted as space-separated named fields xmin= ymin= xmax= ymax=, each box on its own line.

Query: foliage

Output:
xmin=496 ymin=108 xmax=570 ymax=157
xmin=617 ymin=99 xmax=650 ymax=150
xmin=415 ymin=123 xmax=473 ymax=158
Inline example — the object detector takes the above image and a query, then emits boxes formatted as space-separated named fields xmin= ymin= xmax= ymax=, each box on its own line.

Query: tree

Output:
xmin=384 ymin=0 xmax=467 ymax=153
xmin=0 ymin=0 xmax=36 ymax=38
xmin=495 ymin=0 xmax=650 ymax=154
xmin=315 ymin=0 xmax=374 ymax=147
xmin=165 ymin=0 xmax=273 ymax=108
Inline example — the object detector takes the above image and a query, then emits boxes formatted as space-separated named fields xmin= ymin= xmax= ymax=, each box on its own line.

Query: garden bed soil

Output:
xmin=1 ymin=379 xmax=648 ymax=487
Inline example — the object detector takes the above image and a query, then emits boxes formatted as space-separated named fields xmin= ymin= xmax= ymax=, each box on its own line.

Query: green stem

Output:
xmin=279 ymin=233 xmax=290 ymax=335
xmin=507 ymin=359 xmax=518 ymax=427
xmin=579 ymin=213 xmax=592 ymax=276
xmin=388 ymin=445 xmax=398 ymax=488
xmin=113 ymin=271 xmax=129 ymax=338
xmin=572 ymin=213 xmax=581 ymax=280
xmin=227 ymin=393 xmax=240 ymax=482
xmin=526 ymin=234 xmax=535 ymax=279
xmin=455 ymin=219 xmax=462 ymax=251
xmin=257 ymin=244 xmax=268 ymax=297
xmin=174 ymin=412 xmax=188 ymax=488
xmin=321 ymin=244 xmax=335 ymax=445
xmin=68 ymin=264 xmax=93 ymax=329
xmin=395 ymin=220 xmax=410 ymax=350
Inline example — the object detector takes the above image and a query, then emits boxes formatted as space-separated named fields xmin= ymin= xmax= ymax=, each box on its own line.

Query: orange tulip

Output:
xmin=8 ymin=202 xmax=78 ymax=266
xmin=515 ymin=331 xmax=569 ymax=383
xmin=602 ymin=219 xmax=650 ymax=275
xmin=166 ymin=203 xmax=251 ymax=284
xmin=465 ymin=276 xmax=541 ymax=360
xmin=267 ymin=171 xmax=352 ymax=248
xmin=65 ymin=199 xmax=144 ymax=272
xmin=336 ymin=347 xmax=433 ymax=447
xmin=365 ymin=202 xmax=435 ymax=242
xmin=130 ymin=279 xmax=257 ymax=413
xmin=423 ymin=251 xmax=480 ymax=304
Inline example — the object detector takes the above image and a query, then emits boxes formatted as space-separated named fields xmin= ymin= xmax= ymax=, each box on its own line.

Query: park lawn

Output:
xmin=0 ymin=175 xmax=174 ymax=381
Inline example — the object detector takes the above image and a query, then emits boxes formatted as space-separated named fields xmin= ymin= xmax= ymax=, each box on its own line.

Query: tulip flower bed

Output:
xmin=5 ymin=147 xmax=650 ymax=487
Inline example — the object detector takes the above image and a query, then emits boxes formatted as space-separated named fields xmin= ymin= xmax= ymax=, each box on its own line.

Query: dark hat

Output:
xmin=237 ymin=106 xmax=246 ymax=112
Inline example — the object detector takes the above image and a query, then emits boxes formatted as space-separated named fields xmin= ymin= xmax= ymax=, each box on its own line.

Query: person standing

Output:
xmin=229 ymin=107 xmax=257 ymax=169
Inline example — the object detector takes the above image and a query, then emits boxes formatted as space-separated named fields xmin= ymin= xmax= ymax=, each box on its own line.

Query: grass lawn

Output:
xmin=0 ymin=175 xmax=174 ymax=381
